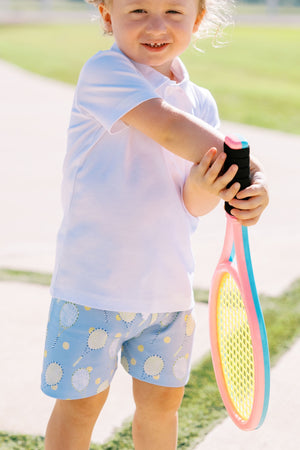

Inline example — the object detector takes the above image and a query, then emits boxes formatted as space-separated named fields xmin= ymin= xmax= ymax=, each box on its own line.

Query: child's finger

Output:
xmin=215 ymin=162 xmax=239 ymax=189
xmin=230 ymin=205 xmax=265 ymax=226
xmin=194 ymin=147 xmax=217 ymax=176
xmin=219 ymin=182 xmax=240 ymax=202
xmin=229 ymin=197 xmax=257 ymax=211
xmin=235 ymin=185 xmax=255 ymax=199
xmin=202 ymin=151 xmax=228 ymax=181
xmin=195 ymin=147 xmax=224 ymax=179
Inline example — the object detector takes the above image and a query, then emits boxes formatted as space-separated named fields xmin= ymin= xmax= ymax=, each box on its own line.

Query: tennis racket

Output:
xmin=209 ymin=135 xmax=270 ymax=431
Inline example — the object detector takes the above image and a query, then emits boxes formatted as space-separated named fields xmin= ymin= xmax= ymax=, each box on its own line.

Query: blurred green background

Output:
xmin=1 ymin=0 xmax=300 ymax=133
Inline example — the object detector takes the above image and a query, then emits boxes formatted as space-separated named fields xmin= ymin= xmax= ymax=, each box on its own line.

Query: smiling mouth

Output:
xmin=143 ymin=43 xmax=168 ymax=49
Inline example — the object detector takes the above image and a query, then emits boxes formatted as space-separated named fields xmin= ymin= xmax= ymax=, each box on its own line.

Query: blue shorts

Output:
xmin=41 ymin=299 xmax=196 ymax=400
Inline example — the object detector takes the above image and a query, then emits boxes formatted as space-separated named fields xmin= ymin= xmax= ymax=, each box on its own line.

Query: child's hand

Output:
xmin=183 ymin=149 xmax=269 ymax=223
xmin=183 ymin=147 xmax=241 ymax=217
xmin=227 ymin=156 xmax=269 ymax=227
xmin=189 ymin=147 xmax=240 ymax=199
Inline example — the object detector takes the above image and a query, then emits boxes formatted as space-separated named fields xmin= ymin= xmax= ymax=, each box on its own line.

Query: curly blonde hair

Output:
xmin=85 ymin=0 xmax=235 ymax=46
xmin=195 ymin=0 xmax=235 ymax=46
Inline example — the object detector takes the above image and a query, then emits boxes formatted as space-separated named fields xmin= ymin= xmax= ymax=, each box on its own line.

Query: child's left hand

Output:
xmin=227 ymin=155 xmax=269 ymax=227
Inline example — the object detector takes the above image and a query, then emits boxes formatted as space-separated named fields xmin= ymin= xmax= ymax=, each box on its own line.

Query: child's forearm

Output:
xmin=122 ymin=98 xmax=224 ymax=163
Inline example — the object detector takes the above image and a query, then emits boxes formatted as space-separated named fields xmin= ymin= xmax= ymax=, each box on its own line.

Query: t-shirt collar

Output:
xmin=111 ymin=43 xmax=190 ymax=91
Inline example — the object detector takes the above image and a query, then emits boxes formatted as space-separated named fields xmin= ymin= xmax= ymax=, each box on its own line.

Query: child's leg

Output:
xmin=45 ymin=387 xmax=109 ymax=450
xmin=41 ymin=300 xmax=122 ymax=449
xmin=121 ymin=309 xmax=196 ymax=449
xmin=132 ymin=378 xmax=185 ymax=450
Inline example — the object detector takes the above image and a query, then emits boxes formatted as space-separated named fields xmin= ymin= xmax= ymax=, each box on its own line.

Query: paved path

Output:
xmin=1 ymin=59 xmax=300 ymax=447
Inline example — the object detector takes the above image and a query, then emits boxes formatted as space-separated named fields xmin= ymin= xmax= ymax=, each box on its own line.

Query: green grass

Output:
xmin=0 ymin=268 xmax=52 ymax=285
xmin=0 ymin=24 xmax=299 ymax=133
xmin=1 ymin=272 xmax=300 ymax=449
xmin=0 ymin=23 xmax=112 ymax=85
xmin=182 ymin=26 xmax=300 ymax=133
xmin=0 ymin=433 xmax=45 ymax=450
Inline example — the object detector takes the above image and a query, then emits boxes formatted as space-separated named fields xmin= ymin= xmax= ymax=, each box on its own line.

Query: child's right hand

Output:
xmin=191 ymin=147 xmax=241 ymax=200
xmin=183 ymin=147 xmax=240 ymax=217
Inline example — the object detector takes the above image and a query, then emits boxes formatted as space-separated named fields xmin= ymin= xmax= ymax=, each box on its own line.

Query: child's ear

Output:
xmin=99 ymin=4 xmax=113 ymax=34
xmin=193 ymin=9 xmax=205 ymax=33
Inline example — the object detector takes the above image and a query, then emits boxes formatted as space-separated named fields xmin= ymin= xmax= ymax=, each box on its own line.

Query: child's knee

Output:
xmin=154 ymin=387 xmax=184 ymax=415
xmin=133 ymin=380 xmax=184 ymax=416
xmin=55 ymin=388 xmax=109 ymax=424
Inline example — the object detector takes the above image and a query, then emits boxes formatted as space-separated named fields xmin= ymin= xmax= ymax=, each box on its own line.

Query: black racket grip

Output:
xmin=224 ymin=137 xmax=251 ymax=215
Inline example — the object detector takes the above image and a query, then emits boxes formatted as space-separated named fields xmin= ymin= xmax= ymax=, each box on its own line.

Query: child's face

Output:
xmin=99 ymin=0 xmax=204 ymax=79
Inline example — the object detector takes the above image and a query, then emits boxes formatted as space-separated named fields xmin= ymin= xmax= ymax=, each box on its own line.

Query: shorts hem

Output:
xmin=129 ymin=374 xmax=190 ymax=389
xmin=40 ymin=379 xmax=112 ymax=401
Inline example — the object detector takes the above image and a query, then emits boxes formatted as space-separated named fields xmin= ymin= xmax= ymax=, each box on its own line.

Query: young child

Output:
xmin=41 ymin=1 xmax=269 ymax=449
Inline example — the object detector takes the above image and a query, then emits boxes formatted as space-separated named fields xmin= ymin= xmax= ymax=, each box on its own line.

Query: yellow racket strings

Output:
xmin=217 ymin=273 xmax=255 ymax=420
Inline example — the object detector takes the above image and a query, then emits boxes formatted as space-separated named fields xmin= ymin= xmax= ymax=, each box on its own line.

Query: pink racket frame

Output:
xmin=209 ymin=214 xmax=269 ymax=430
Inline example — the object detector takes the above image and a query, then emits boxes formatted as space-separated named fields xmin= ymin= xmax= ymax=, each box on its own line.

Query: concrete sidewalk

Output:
xmin=1 ymin=59 xmax=300 ymax=447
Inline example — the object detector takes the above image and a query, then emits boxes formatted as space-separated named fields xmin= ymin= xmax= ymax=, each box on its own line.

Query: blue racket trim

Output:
xmin=242 ymin=225 xmax=270 ymax=427
xmin=238 ymin=136 xmax=249 ymax=149
xmin=229 ymin=244 xmax=235 ymax=262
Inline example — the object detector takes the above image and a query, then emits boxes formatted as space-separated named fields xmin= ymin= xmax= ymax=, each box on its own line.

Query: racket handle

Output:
xmin=224 ymin=135 xmax=251 ymax=215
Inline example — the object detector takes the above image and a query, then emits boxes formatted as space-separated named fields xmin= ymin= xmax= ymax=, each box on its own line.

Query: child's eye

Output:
xmin=131 ymin=9 xmax=147 ymax=14
xmin=166 ymin=10 xmax=181 ymax=14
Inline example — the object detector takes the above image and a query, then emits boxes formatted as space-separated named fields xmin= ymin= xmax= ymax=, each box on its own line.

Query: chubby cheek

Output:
xmin=113 ymin=24 xmax=139 ymax=48
xmin=174 ymin=27 xmax=195 ymax=50
xmin=171 ymin=18 xmax=196 ymax=39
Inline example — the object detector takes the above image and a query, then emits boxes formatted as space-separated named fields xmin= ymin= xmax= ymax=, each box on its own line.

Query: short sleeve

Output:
xmin=190 ymin=83 xmax=220 ymax=129
xmin=201 ymin=89 xmax=220 ymax=129
xmin=74 ymin=48 xmax=161 ymax=133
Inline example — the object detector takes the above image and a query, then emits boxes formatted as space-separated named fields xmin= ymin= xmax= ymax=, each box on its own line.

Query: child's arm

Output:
xmin=122 ymin=98 xmax=269 ymax=225
xmin=122 ymin=98 xmax=224 ymax=163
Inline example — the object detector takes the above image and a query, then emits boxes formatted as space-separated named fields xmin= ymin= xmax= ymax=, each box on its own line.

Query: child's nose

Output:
xmin=146 ymin=14 xmax=167 ymax=34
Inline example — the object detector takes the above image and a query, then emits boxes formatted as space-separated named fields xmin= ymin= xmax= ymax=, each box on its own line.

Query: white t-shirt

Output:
xmin=50 ymin=43 xmax=220 ymax=313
